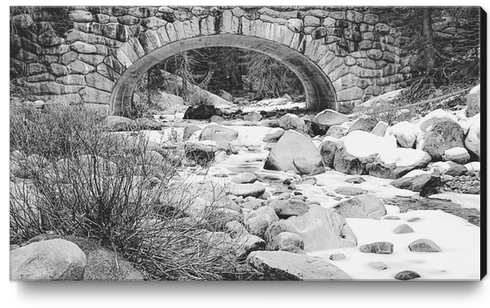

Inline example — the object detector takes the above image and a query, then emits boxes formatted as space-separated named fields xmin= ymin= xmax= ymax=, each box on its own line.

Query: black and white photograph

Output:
xmin=8 ymin=3 xmax=484 ymax=288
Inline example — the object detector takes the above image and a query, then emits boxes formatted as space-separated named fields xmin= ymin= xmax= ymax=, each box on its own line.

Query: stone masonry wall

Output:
xmin=10 ymin=6 xmax=472 ymax=111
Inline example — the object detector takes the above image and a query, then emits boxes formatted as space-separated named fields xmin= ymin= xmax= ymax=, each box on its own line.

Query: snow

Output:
xmin=427 ymin=161 xmax=452 ymax=173
xmin=343 ymin=131 xmax=397 ymax=158
xmin=308 ymin=209 xmax=480 ymax=281
xmin=444 ymin=147 xmax=468 ymax=156
xmin=242 ymin=100 xmax=306 ymax=113
xmin=385 ymin=121 xmax=421 ymax=145
xmin=158 ymin=122 xmax=481 ymax=281
xmin=464 ymin=162 xmax=480 ymax=172
xmin=403 ymin=169 xmax=429 ymax=178
xmin=378 ymin=148 xmax=428 ymax=167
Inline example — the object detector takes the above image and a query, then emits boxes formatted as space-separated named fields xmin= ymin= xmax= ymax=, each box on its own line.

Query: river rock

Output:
xmin=359 ymin=241 xmax=394 ymax=254
xmin=269 ymin=199 xmax=309 ymax=219
xmin=244 ymin=111 xmax=262 ymax=122
xmin=262 ymin=129 xmax=285 ymax=143
xmin=183 ymin=105 xmax=218 ymax=119
xmin=369 ymin=262 xmax=388 ymax=270
xmin=325 ymin=125 xmax=348 ymax=138
xmin=231 ymin=172 xmax=257 ymax=184
xmin=270 ymin=232 xmax=304 ymax=251
xmin=314 ymin=109 xmax=349 ymax=127
xmin=236 ymin=234 xmax=266 ymax=261
xmin=464 ymin=117 xmax=480 ymax=159
xmin=442 ymin=147 xmax=470 ymax=164
xmin=366 ymin=148 xmax=432 ymax=179
xmin=445 ymin=164 xmax=468 ymax=177
xmin=200 ymin=124 xmax=239 ymax=143
xmin=465 ymin=84 xmax=480 ymax=117
xmin=264 ymin=130 xmax=325 ymax=175
xmin=263 ymin=205 xmax=357 ymax=252
xmin=319 ymin=137 xmax=343 ymax=168
xmin=347 ymin=116 xmax=378 ymax=133
xmin=103 ymin=115 xmax=133 ymax=131
xmin=393 ymin=224 xmax=414 ymax=234
xmin=395 ymin=270 xmax=421 ymax=280
xmin=334 ymin=186 xmax=367 ymax=196
xmin=333 ymin=194 xmax=386 ymax=218
xmin=247 ymin=251 xmax=352 ymax=280
xmin=408 ymin=238 xmax=442 ymax=252
xmin=386 ymin=121 xmax=421 ymax=148
xmin=10 ymin=239 xmax=87 ymax=281
xmin=278 ymin=114 xmax=306 ymax=131
xmin=420 ymin=119 xmax=464 ymax=160
xmin=228 ymin=182 xmax=266 ymax=198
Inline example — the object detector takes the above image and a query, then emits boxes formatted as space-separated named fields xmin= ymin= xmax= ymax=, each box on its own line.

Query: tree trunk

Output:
xmin=422 ymin=8 xmax=436 ymax=73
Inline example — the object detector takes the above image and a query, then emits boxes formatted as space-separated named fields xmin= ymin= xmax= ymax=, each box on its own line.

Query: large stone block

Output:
xmin=85 ymin=73 xmax=115 ymax=92
xmin=79 ymin=87 xmax=111 ymax=104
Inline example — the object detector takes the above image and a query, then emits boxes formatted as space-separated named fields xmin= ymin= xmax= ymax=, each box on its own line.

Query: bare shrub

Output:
xmin=10 ymin=105 xmax=259 ymax=280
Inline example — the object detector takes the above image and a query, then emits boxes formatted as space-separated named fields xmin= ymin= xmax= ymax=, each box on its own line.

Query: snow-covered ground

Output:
xmin=159 ymin=121 xmax=481 ymax=281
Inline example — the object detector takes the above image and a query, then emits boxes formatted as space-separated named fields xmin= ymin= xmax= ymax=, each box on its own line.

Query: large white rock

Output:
xmin=386 ymin=121 xmax=421 ymax=148
xmin=10 ymin=239 xmax=87 ymax=281
xmin=378 ymin=148 xmax=431 ymax=167
xmin=264 ymin=130 xmax=325 ymax=175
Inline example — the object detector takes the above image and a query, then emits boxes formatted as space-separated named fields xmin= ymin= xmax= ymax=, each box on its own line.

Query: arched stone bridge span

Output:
xmin=11 ymin=6 xmax=411 ymax=114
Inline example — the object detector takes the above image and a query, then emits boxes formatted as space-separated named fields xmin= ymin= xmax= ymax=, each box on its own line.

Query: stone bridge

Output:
xmin=11 ymin=6 xmax=413 ymax=115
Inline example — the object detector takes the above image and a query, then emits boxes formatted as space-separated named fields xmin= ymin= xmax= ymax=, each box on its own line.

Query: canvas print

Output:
xmin=9 ymin=6 xmax=483 ymax=281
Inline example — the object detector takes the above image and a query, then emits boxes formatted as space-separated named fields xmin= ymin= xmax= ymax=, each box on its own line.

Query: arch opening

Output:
xmin=110 ymin=34 xmax=337 ymax=116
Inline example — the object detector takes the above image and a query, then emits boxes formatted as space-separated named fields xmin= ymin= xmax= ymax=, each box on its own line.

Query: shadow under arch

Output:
xmin=110 ymin=34 xmax=337 ymax=116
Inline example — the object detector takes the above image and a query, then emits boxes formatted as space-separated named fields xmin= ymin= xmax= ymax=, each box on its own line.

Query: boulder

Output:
xmin=333 ymin=131 xmax=397 ymax=175
xmin=371 ymin=121 xmax=389 ymax=136
xmin=264 ymin=130 xmax=325 ymax=175
xmin=464 ymin=118 xmax=480 ymax=158
xmin=408 ymin=238 xmax=441 ymax=252
xmin=395 ymin=270 xmax=421 ymax=280
xmin=228 ymin=182 xmax=266 ymax=198
xmin=319 ymin=137 xmax=343 ymax=168
xmin=325 ymin=125 xmax=348 ymax=138
xmin=209 ymin=115 xmax=225 ymax=124
xmin=103 ymin=115 xmax=133 ymax=131
xmin=183 ymin=125 xmax=201 ymax=140
xmin=418 ymin=109 xmax=459 ymax=132
xmin=366 ymin=148 xmax=432 ymax=179
xmin=420 ymin=119 xmax=464 ymax=160
xmin=369 ymin=262 xmax=388 ymax=270
xmin=270 ymin=232 xmax=305 ymax=251
xmin=247 ymin=251 xmax=352 ymax=280
xmin=390 ymin=173 xmax=434 ymax=192
xmin=359 ymin=241 xmax=394 ymax=254
xmin=262 ymin=129 xmax=285 ymax=143
xmin=333 ymin=186 xmax=367 ymax=196
xmin=347 ymin=116 xmax=378 ymax=133
xmin=465 ymin=84 xmax=480 ymax=117
xmin=386 ymin=121 xmax=421 ymax=148
xmin=333 ymin=194 xmax=386 ymax=218
xmin=264 ymin=206 xmax=357 ymax=252
xmin=183 ymin=105 xmax=218 ymax=119
xmin=313 ymin=109 xmax=349 ymax=127
xmin=269 ymin=199 xmax=309 ymax=219
xmin=244 ymin=111 xmax=262 ymax=122
xmin=200 ymin=124 xmax=239 ymax=143
xmin=445 ymin=164 xmax=468 ymax=177
xmin=442 ymin=147 xmax=470 ymax=164
xmin=225 ymin=221 xmax=250 ymax=238
xmin=278 ymin=114 xmax=306 ymax=131
xmin=231 ymin=172 xmax=257 ymax=184
xmin=10 ymin=239 xmax=87 ymax=281
xmin=236 ymin=234 xmax=266 ymax=261
xmin=244 ymin=206 xmax=279 ymax=238
xmin=393 ymin=224 xmax=414 ymax=234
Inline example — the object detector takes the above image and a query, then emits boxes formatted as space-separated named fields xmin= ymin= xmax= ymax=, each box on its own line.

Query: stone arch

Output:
xmin=109 ymin=34 xmax=337 ymax=116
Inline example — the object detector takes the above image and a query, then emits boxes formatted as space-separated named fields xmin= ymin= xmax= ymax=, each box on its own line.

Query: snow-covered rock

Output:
xmin=419 ymin=119 xmax=464 ymax=160
xmin=313 ymin=109 xmax=349 ymax=127
xmin=442 ymin=147 xmax=471 ymax=164
xmin=264 ymin=130 xmax=325 ymax=175
xmin=264 ymin=205 xmax=357 ymax=251
xmin=386 ymin=121 xmax=421 ymax=148
xmin=333 ymin=194 xmax=386 ymax=218
xmin=417 ymin=109 xmax=459 ymax=132
xmin=343 ymin=131 xmax=397 ymax=158
xmin=200 ymin=124 xmax=239 ymax=143
xmin=366 ymin=148 xmax=431 ymax=179
xmin=428 ymin=161 xmax=453 ymax=174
